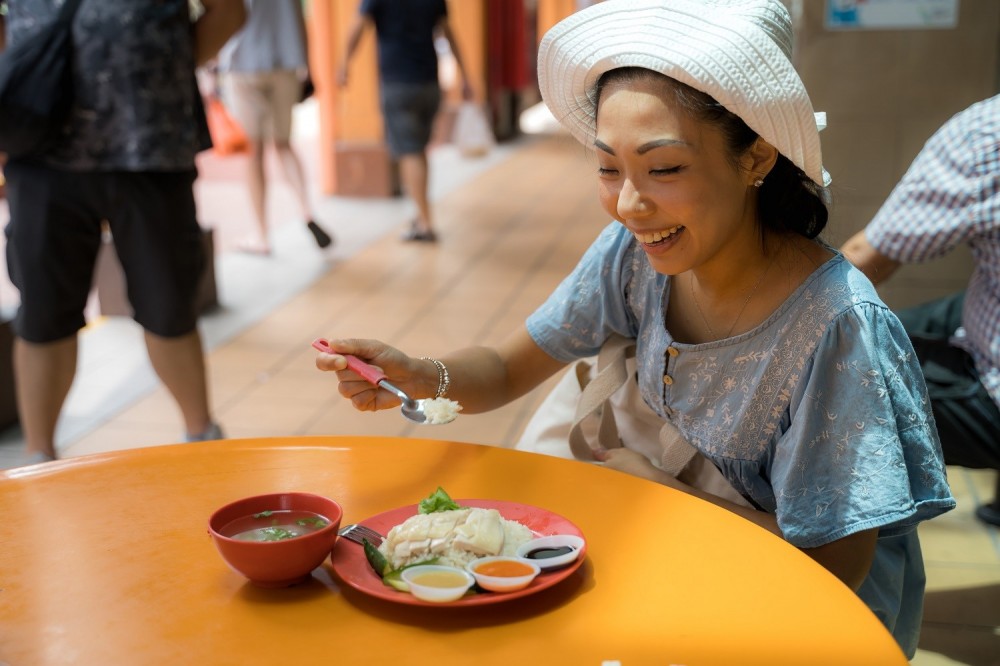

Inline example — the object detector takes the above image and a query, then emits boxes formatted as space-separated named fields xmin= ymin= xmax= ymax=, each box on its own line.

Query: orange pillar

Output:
xmin=536 ymin=0 xmax=577 ymax=40
xmin=310 ymin=0 xmax=390 ymax=197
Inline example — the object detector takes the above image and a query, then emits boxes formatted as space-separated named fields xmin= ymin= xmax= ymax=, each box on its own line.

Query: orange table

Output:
xmin=0 ymin=437 xmax=907 ymax=665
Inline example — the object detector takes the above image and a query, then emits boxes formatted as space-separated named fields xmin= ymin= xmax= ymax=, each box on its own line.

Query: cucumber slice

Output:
xmin=383 ymin=569 xmax=409 ymax=592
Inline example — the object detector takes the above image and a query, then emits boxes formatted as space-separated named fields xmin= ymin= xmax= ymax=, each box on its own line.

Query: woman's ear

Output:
xmin=745 ymin=138 xmax=779 ymax=185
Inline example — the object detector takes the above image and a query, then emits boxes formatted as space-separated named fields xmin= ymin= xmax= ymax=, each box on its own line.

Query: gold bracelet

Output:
xmin=420 ymin=357 xmax=450 ymax=398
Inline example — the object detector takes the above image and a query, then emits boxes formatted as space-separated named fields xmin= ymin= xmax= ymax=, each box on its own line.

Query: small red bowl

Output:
xmin=208 ymin=492 xmax=343 ymax=588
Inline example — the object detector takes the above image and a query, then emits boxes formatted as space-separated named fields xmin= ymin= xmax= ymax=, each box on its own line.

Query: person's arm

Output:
xmin=597 ymin=447 xmax=878 ymax=589
xmin=294 ymin=0 xmax=311 ymax=79
xmin=436 ymin=15 xmax=473 ymax=100
xmin=841 ymin=228 xmax=901 ymax=286
xmin=314 ymin=325 xmax=566 ymax=415
xmin=337 ymin=13 xmax=372 ymax=87
xmin=193 ymin=0 xmax=246 ymax=67
xmin=664 ymin=468 xmax=878 ymax=591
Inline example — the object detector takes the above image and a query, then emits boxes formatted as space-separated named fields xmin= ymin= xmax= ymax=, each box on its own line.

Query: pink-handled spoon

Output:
xmin=312 ymin=338 xmax=454 ymax=425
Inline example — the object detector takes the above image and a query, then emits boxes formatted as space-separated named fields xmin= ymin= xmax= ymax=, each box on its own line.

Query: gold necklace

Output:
xmin=689 ymin=262 xmax=772 ymax=339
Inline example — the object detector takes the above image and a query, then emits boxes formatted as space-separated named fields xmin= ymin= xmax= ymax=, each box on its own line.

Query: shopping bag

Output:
xmin=204 ymin=97 xmax=248 ymax=156
xmin=452 ymin=102 xmax=494 ymax=158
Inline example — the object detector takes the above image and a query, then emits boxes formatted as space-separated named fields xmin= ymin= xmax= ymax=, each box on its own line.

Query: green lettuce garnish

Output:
xmin=418 ymin=486 xmax=461 ymax=514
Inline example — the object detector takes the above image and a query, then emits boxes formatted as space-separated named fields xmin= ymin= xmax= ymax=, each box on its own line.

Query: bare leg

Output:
xmin=273 ymin=140 xmax=312 ymax=220
xmin=274 ymin=139 xmax=333 ymax=248
xmin=14 ymin=336 xmax=77 ymax=459
xmin=244 ymin=139 xmax=270 ymax=253
xmin=399 ymin=152 xmax=433 ymax=234
xmin=143 ymin=330 xmax=214 ymax=438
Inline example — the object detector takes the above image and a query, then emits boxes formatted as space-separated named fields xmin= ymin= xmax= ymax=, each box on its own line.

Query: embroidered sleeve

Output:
xmin=526 ymin=223 xmax=639 ymax=362
xmin=770 ymin=303 xmax=954 ymax=548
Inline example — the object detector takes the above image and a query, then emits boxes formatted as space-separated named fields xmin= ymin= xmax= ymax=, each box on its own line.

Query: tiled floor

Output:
xmin=1 ymin=124 xmax=997 ymax=664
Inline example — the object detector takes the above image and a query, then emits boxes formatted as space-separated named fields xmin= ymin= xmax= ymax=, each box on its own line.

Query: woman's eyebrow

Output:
xmin=593 ymin=137 xmax=689 ymax=155
xmin=594 ymin=138 xmax=616 ymax=155
xmin=637 ymin=138 xmax=688 ymax=154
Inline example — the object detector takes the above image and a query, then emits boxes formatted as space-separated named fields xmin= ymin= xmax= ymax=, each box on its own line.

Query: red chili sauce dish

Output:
xmin=466 ymin=556 xmax=541 ymax=593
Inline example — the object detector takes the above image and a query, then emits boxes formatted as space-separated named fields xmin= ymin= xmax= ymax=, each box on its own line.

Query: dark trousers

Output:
xmin=896 ymin=292 xmax=1000 ymax=470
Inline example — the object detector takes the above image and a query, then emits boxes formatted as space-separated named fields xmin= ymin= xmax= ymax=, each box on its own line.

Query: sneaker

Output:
xmin=19 ymin=450 xmax=55 ymax=467
xmin=307 ymin=220 xmax=333 ymax=248
xmin=401 ymin=220 xmax=438 ymax=242
xmin=186 ymin=422 xmax=225 ymax=443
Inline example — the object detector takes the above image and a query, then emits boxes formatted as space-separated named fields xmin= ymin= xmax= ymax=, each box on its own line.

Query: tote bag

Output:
xmin=516 ymin=334 xmax=750 ymax=506
xmin=0 ymin=0 xmax=84 ymax=159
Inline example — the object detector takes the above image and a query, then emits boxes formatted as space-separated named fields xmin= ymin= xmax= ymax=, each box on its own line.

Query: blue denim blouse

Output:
xmin=526 ymin=222 xmax=956 ymax=657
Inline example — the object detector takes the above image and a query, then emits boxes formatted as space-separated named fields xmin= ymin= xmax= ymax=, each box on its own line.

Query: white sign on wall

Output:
xmin=826 ymin=0 xmax=959 ymax=30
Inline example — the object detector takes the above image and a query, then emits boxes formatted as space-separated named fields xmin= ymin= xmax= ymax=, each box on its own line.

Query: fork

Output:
xmin=338 ymin=523 xmax=385 ymax=547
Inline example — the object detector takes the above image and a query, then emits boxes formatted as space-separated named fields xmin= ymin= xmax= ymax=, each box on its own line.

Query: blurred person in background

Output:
xmin=337 ymin=0 xmax=473 ymax=242
xmin=843 ymin=94 xmax=1000 ymax=527
xmin=215 ymin=0 xmax=333 ymax=256
xmin=0 ymin=0 xmax=245 ymax=464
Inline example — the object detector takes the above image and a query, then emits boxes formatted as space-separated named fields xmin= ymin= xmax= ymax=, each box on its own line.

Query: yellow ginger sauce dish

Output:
xmin=400 ymin=565 xmax=476 ymax=602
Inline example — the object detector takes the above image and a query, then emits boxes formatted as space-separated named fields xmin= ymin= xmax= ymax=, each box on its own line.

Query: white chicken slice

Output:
xmin=452 ymin=508 xmax=504 ymax=556
xmin=384 ymin=509 xmax=471 ymax=563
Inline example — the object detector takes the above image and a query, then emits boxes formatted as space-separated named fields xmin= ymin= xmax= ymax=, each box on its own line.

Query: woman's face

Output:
xmin=594 ymin=75 xmax=765 ymax=276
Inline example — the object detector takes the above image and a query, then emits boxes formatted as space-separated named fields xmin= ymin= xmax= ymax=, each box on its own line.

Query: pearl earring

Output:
xmin=752 ymin=177 xmax=765 ymax=188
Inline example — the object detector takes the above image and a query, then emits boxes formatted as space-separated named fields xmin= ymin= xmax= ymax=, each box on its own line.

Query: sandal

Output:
xmin=236 ymin=237 xmax=272 ymax=256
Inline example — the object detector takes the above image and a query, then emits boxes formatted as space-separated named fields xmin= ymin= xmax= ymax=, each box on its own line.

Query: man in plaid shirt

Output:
xmin=843 ymin=95 xmax=1000 ymax=526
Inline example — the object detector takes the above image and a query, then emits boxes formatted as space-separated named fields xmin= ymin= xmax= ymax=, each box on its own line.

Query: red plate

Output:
xmin=330 ymin=499 xmax=587 ymax=607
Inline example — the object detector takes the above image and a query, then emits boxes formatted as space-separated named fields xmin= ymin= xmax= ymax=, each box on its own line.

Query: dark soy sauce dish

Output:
xmin=516 ymin=534 xmax=585 ymax=570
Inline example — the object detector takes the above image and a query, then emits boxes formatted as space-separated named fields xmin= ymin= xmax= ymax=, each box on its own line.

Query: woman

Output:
xmin=315 ymin=0 xmax=954 ymax=656
xmin=215 ymin=0 xmax=333 ymax=255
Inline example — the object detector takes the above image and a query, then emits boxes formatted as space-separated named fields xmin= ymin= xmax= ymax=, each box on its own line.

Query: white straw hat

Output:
xmin=538 ymin=0 xmax=830 ymax=186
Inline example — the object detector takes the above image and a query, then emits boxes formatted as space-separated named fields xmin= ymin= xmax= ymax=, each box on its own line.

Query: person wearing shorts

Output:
xmin=338 ymin=0 xmax=473 ymax=242
xmin=380 ymin=82 xmax=442 ymax=162
xmin=216 ymin=0 xmax=332 ymax=255
xmin=0 ymin=0 xmax=245 ymax=464
xmin=6 ymin=167 xmax=206 ymax=342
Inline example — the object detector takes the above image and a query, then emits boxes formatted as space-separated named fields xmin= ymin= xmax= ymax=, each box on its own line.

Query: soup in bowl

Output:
xmin=208 ymin=492 xmax=343 ymax=587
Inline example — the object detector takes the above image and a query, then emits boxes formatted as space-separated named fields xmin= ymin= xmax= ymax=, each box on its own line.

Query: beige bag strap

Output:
xmin=567 ymin=335 xmax=699 ymax=476
xmin=657 ymin=420 xmax=699 ymax=477
xmin=568 ymin=335 xmax=629 ymax=454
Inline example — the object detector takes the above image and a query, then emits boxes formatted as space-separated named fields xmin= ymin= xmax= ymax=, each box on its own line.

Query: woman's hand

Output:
xmin=314 ymin=338 xmax=434 ymax=413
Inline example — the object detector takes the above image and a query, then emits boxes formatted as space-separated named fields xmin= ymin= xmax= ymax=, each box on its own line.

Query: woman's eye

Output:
xmin=597 ymin=166 xmax=619 ymax=176
xmin=651 ymin=166 xmax=682 ymax=176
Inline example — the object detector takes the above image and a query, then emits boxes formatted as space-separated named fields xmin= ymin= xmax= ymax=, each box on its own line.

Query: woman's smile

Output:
xmin=632 ymin=224 xmax=685 ymax=249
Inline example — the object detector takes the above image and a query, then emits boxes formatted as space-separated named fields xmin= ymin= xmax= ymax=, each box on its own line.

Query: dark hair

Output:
xmin=595 ymin=68 xmax=828 ymax=240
